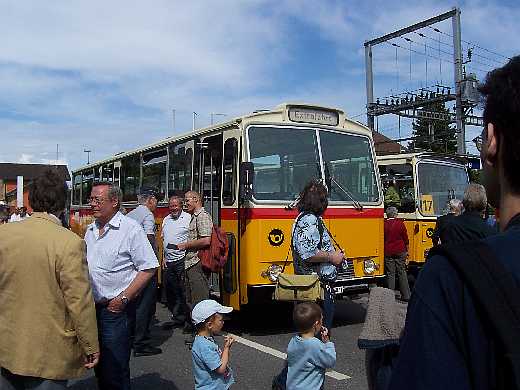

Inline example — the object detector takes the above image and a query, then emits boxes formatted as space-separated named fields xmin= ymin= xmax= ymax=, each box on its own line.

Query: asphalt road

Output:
xmin=70 ymin=295 xmax=369 ymax=389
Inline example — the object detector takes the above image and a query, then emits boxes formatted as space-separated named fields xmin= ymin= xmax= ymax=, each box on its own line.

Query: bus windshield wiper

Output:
xmin=325 ymin=163 xmax=363 ymax=211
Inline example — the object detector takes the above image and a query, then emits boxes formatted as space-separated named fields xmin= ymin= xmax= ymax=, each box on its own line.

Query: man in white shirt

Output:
xmin=161 ymin=194 xmax=191 ymax=327
xmin=126 ymin=187 xmax=162 ymax=357
xmin=84 ymin=182 xmax=158 ymax=390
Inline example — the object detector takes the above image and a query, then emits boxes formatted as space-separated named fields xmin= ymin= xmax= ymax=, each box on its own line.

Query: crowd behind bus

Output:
xmin=1 ymin=56 xmax=520 ymax=390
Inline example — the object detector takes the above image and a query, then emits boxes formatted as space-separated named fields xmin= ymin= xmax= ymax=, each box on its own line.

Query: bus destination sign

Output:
xmin=288 ymin=107 xmax=339 ymax=126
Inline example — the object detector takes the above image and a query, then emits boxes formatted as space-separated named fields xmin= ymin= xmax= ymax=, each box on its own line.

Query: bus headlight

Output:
xmin=363 ymin=258 xmax=377 ymax=275
xmin=261 ymin=264 xmax=283 ymax=282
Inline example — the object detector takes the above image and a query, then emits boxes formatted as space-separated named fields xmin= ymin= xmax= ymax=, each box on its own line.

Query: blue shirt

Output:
xmin=286 ymin=335 xmax=336 ymax=390
xmin=192 ymin=335 xmax=234 ymax=390
xmin=389 ymin=219 xmax=520 ymax=390
xmin=84 ymin=212 xmax=159 ymax=302
xmin=292 ymin=213 xmax=333 ymax=275
xmin=126 ymin=205 xmax=156 ymax=235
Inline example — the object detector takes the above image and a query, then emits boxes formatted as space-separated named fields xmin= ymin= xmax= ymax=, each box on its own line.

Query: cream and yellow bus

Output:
xmin=377 ymin=152 xmax=469 ymax=274
xmin=70 ymin=103 xmax=385 ymax=310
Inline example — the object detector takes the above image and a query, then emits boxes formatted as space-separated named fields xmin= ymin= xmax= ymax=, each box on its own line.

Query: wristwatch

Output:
xmin=120 ymin=295 xmax=129 ymax=306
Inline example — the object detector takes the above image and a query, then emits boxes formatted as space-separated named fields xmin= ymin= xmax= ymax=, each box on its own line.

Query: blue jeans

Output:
xmin=95 ymin=304 xmax=134 ymax=390
xmin=322 ymin=284 xmax=335 ymax=331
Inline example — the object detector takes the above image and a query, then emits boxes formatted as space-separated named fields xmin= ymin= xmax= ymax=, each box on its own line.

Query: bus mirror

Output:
xmin=240 ymin=162 xmax=254 ymax=200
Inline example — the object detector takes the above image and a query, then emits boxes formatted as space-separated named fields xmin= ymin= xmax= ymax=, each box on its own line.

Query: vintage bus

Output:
xmin=377 ymin=152 xmax=470 ymax=274
xmin=70 ymin=103 xmax=385 ymax=310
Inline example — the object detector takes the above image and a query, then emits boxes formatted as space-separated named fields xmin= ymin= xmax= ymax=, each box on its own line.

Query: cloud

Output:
xmin=17 ymin=154 xmax=34 ymax=164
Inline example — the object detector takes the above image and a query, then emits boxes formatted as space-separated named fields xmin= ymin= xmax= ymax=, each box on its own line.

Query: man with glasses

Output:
xmin=126 ymin=187 xmax=162 ymax=357
xmin=84 ymin=182 xmax=158 ymax=390
xmin=177 ymin=191 xmax=212 ymax=332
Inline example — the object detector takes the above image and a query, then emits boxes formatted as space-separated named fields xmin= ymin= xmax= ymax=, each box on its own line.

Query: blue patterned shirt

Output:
xmin=291 ymin=213 xmax=334 ymax=275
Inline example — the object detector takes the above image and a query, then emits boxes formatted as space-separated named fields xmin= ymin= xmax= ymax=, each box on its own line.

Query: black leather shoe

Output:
xmin=133 ymin=346 xmax=162 ymax=357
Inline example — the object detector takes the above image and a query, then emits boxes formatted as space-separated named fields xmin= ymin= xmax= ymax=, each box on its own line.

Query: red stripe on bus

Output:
xmin=220 ymin=207 xmax=383 ymax=220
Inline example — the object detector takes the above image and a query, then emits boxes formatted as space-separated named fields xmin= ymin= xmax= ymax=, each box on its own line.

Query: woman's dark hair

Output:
xmin=479 ymin=55 xmax=520 ymax=193
xmin=296 ymin=179 xmax=328 ymax=216
xmin=29 ymin=169 xmax=67 ymax=213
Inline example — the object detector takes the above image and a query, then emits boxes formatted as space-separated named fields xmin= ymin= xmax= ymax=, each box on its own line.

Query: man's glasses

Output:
xmin=88 ymin=197 xmax=108 ymax=205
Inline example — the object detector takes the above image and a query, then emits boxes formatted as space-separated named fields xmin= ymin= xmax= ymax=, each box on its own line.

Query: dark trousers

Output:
xmin=0 ymin=369 xmax=66 ymax=390
xmin=385 ymin=252 xmax=411 ymax=301
xmin=165 ymin=260 xmax=187 ymax=323
xmin=131 ymin=275 xmax=157 ymax=350
xmin=322 ymin=284 xmax=335 ymax=331
xmin=95 ymin=304 xmax=134 ymax=390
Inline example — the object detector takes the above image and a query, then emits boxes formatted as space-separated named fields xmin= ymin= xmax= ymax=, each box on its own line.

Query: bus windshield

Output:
xmin=248 ymin=126 xmax=379 ymax=203
xmin=417 ymin=162 xmax=468 ymax=216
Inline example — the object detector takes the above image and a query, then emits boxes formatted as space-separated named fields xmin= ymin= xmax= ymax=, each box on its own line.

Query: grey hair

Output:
xmin=386 ymin=206 xmax=399 ymax=218
xmin=168 ymin=194 xmax=184 ymax=203
xmin=447 ymin=199 xmax=463 ymax=215
xmin=463 ymin=183 xmax=487 ymax=212
xmin=93 ymin=182 xmax=123 ymax=208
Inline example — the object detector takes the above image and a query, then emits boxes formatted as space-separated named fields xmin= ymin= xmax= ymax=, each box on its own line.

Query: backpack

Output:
xmin=199 ymin=225 xmax=229 ymax=273
xmin=429 ymin=241 xmax=520 ymax=389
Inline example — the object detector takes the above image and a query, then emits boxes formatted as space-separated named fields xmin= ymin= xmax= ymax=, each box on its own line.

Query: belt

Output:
xmin=95 ymin=299 xmax=110 ymax=308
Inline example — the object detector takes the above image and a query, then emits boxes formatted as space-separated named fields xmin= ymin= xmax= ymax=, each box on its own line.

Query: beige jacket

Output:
xmin=0 ymin=213 xmax=99 ymax=380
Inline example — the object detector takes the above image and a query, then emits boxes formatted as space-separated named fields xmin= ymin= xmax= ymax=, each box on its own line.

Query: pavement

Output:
xmin=69 ymin=294 xmax=369 ymax=389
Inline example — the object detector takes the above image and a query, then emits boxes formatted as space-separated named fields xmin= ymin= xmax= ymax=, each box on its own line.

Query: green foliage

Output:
xmin=469 ymin=169 xmax=482 ymax=184
xmin=407 ymin=102 xmax=458 ymax=153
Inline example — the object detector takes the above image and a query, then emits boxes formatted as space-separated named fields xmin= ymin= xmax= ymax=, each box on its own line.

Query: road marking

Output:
xmin=229 ymin=333 xmax=351 ymax=381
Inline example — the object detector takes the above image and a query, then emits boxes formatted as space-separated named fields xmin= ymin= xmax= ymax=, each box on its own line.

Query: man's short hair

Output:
xmin=463 ymin=183 xmax=487 ymax=213
xmin=29 ymin=169 xmax=68 ymax=213
xmin=168 ymin=194 xmax=184 ymax=204
xmin=479 ymin=56 xmax=520 ymax=193
xmin=92 ymin=181 xmax=123 ymax=207
xmin=292 ymin=302 xmax=322 ymax=333
xmin=386 ymin=206 xmax=398 ymax=218
xmin=185 ymin=190 xmax=202 ymax=203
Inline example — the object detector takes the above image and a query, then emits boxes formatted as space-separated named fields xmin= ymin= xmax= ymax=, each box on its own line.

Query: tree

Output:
xmin=407 ymin=102 xmax=458 ymax=154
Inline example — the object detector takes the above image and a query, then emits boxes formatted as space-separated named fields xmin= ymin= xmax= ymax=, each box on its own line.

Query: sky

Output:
xmin=1 ymin=0 xmax=518 ymax=171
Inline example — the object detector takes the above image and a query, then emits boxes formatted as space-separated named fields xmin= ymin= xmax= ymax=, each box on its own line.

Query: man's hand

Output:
xmin=329 ymin=251 xmax=344 ymax=266
xmin=223 ymin=335 xmax=235 ymax=349
xmin=176 ymin=242 xmax=187 ymax=251
xmin=161 ymin=260 xmax=167 ymax=270
xmin=107 ymin=295 xmax=126 ymax=313
xmin=84 ymin=352 xmax=100 ymax=369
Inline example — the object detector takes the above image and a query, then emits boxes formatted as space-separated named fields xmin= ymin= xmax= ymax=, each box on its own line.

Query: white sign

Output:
xmin=288 ymin=108 xmax=339 ymax=126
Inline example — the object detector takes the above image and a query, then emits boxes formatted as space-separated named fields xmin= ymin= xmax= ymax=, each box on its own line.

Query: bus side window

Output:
xmin=121 ymin=155 xmax=140 ymax=202
xmin=73 ymin=174 xmax=81 ymax=205
xmin=142 ymin=149 xmax=167 ymax=200
xmin=169 ymin=142 xmax=192 ymax=195
xmin=81 ymin=169 xmax=94 ymax=206
xmin=223 ymin=138 xmax=238 ymax=206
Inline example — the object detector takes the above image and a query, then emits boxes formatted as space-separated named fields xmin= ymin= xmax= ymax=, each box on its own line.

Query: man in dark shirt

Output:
xmin=440 ymin=183 xmax=496 ymax=244
xmin=431 ymin=198 xmax=462 ymax=245
xmin=389 ymin=56 xmax=520 ymax=389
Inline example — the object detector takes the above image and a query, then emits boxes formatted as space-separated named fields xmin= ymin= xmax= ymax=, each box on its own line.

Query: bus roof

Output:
xmin=72 ymin=103 xmax=368 ymax=174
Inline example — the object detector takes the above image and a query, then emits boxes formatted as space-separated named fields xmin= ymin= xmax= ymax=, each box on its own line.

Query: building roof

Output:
xmin=0 ymin=163 xmax=70 ymax=181
xmin=372 ymin=131 xmax=402 ymax=155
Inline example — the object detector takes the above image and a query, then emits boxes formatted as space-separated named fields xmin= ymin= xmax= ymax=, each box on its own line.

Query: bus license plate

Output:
xmin=333 ymin=285 xmax=346 ymax=295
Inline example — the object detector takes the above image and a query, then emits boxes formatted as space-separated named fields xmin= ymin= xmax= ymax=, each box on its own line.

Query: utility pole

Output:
xmin=452 ymin=8 xmax=466 ymax=154
xmin=192 ymin=112 xmax=198 ymax=131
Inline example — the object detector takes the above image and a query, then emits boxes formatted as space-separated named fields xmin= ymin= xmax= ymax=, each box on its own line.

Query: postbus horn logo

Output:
xmin=268 ymin=229 xmax=284 ymax=246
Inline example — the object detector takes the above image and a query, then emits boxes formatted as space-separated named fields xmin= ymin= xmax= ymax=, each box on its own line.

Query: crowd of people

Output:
xmin=1 ymin=56 xmax=519 ymax=390
xmin=0 ymin=204 xmax=30 ymax=224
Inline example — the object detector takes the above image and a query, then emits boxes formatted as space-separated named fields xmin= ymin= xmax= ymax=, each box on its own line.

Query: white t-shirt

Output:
xmin=162 ymin=211 xmax=191 ymax=262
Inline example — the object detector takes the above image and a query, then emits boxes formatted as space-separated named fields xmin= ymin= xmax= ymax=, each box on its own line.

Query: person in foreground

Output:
xmin=286 ymin=302 xmax=336 ymax=390
xmin=389 ymin=56 xmax=520 ymax=389
xmin=191 ymin=299 xmax=235 ymax=389
xmin=0 ymin=169 xmax=99 ymax=389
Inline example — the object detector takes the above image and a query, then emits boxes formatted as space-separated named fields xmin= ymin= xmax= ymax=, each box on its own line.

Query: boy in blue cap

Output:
xmin=191 ymin=299 xmax=235 ymax=389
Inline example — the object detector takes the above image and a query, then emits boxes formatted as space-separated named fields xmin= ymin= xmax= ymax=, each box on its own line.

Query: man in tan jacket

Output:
xmin=0 ymin=169 xmax=99 ymax=389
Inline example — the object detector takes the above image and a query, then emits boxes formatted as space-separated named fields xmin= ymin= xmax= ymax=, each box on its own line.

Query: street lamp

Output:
xmin=211 ymin=113 xmax=227 ymax=125
xmin=84 ymin=149 xmax=91 ymax=165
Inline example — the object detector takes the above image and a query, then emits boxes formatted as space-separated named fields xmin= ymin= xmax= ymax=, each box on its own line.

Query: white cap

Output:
xmin=191 ymin=299 xmax=233 ymax=325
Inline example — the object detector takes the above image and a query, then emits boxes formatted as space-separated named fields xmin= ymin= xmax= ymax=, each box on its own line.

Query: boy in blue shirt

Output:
xmin=191 ymin=300 xmax=235 ymax=389
xmin=286 ymin=302 xmax=336 ymax=389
